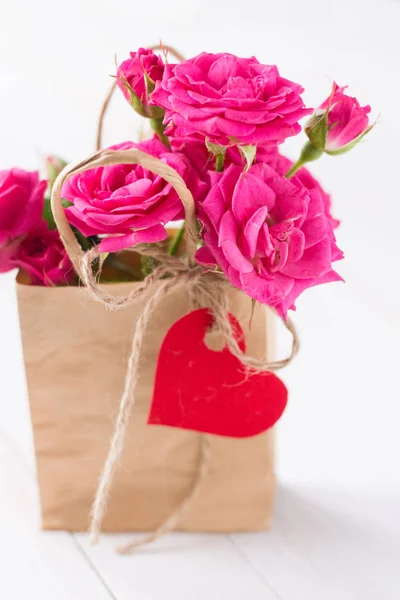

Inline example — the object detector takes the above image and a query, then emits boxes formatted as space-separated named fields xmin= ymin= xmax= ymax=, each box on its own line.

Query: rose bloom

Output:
xmin=63 ymin=138 xmax=208 ymax=253
xmin=0 ymin=168 xmax=47 ymax=245
xmin=196 ymin=161 xmax=343 ymax=317
xmin=117 ymin=48 xmax=165 ymax=111
xmin=0 ymin=223 xmax=74 ymax=285
xmin=319 ymin=82 xmax=371 ymax=151
xmin=151 ymin=52 xmax=312 ymax=147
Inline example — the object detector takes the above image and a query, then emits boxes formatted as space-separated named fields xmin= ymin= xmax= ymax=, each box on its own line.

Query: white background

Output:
xmin=0 ymin=0 xmax=399 ymax=598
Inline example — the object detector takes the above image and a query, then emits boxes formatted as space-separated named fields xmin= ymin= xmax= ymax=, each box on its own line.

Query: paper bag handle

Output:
xmin=51 ymin=148 xmax=199 ymax=279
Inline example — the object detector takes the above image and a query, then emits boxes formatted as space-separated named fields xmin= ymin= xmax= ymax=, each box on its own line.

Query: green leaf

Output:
xmin=205 ymin=138 xmax=227 ymax=156
xmin=305 ymin=109 xmax=328 ymax=150
xmin=149 ymin=105 xmax=165 ymax=119
xmin=129 ymin=89 xmax=147 ymax=116
xmin=168 ymin=224 xmax=185 ymax=256
xmin=239 ymin=145 xmax=257 ymax=170
xmin=285 ymin=142 xmax=324 ymax=178
xmin=42 ymin=196 xmax=57 ymax=229
xmin=143 ymin=71 xmax=156 ymax=96
xmin=205 ymin=138 xmax=227 ymax=172
xmin=143 ymin=71 xmax=166 ymax=118
xmin=299 ymin=141 xmax=324 ymax=163
xmin=118 ymin=74 xmax=147 ymax=117
xmin=325 ymin=124 xmax=375 ymax=156
xmin=150 ymin=117 xmax=171 ymax=149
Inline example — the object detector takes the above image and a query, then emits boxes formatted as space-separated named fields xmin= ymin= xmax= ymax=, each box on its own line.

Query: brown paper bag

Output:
xmin=16 ymin=274 xmax=275 ymax=533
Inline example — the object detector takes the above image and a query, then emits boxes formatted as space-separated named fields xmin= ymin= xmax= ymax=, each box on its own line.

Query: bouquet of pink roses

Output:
xmin=3 ymin=45 xmax=373 ymax=549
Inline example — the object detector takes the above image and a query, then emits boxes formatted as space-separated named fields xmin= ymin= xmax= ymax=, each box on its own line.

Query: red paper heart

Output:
xmin=148 ymin=308 xmax=288 ymax=438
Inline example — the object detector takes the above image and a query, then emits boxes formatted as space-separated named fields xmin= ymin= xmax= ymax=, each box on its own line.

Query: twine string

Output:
xmin=88 ymin=270 xmax=199 ymax=547
xmin=80 ymin=247 xmax=298 ymax=551
xmin=81 ymin=246 xmax=299 ymax=371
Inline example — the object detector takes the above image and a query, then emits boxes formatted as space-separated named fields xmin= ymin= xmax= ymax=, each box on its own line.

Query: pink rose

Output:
xmin=196 ymin=163 xmax=343 ymax=317
xmin=63 ymin=138 xmax=208 ymax=253
xmin=1 ymin=223 xmax=74 ymax=285
xmin=312 ymin=82 xmax=371 ymax=152
xmin=150 ymin=52 xmax=312 ymax=147
xmin=0 ymin=169 xmax=47 ymax=245
xmin=117 ymin=48 xmax=165 ymax=115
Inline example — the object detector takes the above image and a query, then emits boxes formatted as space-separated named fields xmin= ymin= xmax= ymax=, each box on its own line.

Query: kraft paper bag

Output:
xmin=16 ymin=276 xmax=275 ymax=533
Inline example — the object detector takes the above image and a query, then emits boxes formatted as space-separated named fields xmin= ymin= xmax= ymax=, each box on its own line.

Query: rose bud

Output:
xmin=117 ymin=48 xmax=165 ymax=119
xmin=306 ymin=82 xmax=372 ymax=155
xmin=45 ymin=155 xmax=68 ymax=188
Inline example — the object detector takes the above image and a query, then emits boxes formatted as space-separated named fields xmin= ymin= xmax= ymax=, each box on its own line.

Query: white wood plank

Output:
xmin=0 ymin=430 xmax=114 ymax=600
xmin=75 ymin=532 xmax=281 ymax=600
xmin=231 ymin=484 xmax=400 ymax=600
xmin=75 ymin=482 xmax=400 ymax=600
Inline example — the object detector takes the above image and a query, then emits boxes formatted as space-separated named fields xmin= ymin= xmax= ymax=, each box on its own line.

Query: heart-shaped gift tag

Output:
xmin=148 ymin=308 xmax=288 ymax=438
